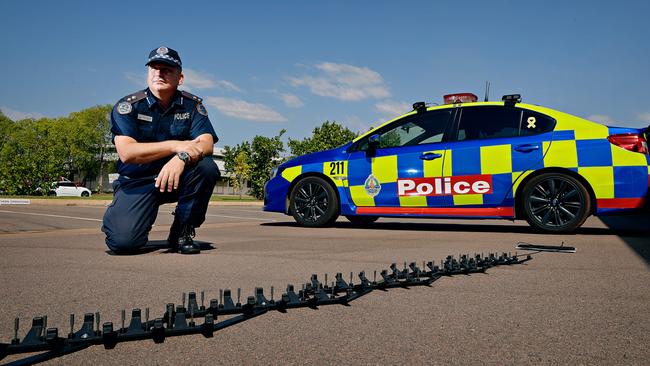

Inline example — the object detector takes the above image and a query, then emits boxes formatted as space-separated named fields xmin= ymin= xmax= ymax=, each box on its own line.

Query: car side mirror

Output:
xmin=366 ymin=134 xmax=380 ymax=157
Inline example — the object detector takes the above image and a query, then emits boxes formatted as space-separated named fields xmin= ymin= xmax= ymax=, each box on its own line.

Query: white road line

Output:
xmin=0 ymin=210 xmax=102 ymax=222
xmin=157 ymin=209 xmax=276 ymax=222
xmin=205 ymin=213 xmax=277 ymax=222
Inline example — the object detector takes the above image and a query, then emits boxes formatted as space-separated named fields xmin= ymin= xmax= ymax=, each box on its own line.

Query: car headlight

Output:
xmin=270 ymin=167 xmax=279 ymax=179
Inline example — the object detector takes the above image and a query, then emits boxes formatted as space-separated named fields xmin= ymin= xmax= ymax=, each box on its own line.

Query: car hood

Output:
xmin=281 ymin=143 xmax=352 ymax=168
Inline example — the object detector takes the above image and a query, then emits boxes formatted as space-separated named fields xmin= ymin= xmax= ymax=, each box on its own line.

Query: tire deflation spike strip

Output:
xmin=1 ymin=251 xmax=535 ymax=364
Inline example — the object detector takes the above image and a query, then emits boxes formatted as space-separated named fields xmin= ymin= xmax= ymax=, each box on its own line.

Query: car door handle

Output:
xmin=514 ymin=144 xmax=540 ymax=153
xmin=419 ymin=152 xmax=442 ymax=160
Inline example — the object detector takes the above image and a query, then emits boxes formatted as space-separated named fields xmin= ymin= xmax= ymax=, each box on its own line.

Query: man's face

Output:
xmin=147 ymin=62 xmax=183 ymax=94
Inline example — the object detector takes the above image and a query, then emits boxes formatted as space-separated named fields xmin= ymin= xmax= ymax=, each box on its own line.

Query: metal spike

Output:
xmin=190 ymin=306 xmax=194 ymax=326
xmin=219 ymin=289 xmax=223 ymax=305
xmin=325 ymin=273 xmax=328 ymax=288
xmin=145 ymin=309 xmax=149 ymax=330
xmin=201 ymin=291 xmax=205 ymax=309
xmin=166 ymin=304 xmax=174 ymax=329
xmin=95 ymin=312 xmax=100 ymax=335
xmin=43 ymin=315 xmax=47 ymax=338
xmin=350 ymin=272 xmax=353 ymax=286
xmin=237 ymin=288 xmax=241 ymax=304
xmin=14 ymin=317 xmax=19 ymax=343
xmin=121 ymin=309 xmax=126 ymax=331
xmin=182 ymin=292 xmax=186 ymax=308
xmin=271 ymin=286 xmax=274 ymax=301
xmin=69 ymin=314 xmax=74 ymax=337
xmin=373 ymin=270 xmax=377 ymax=282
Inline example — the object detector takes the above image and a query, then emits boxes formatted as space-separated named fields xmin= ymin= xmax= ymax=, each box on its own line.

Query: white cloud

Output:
xmin=638 ymin=112 xmax=650 ymax=122
xmin=215 ymin=80 xmax=242 ymax=92
xmin=1 ymin=106 xmax=46 ymax=121
xmin=342 ymin=115 xmax=371 ymax=133
xmin=125 ymin=68 xmax=241 ymax=93
xmin=183 ymin=69 xmax=243 ymax=93
xmin=279 ymin=93 xmax=304 ymax=108
xmin=290 ymin=62 xmax=390 ymax=101
xmin=124 ymin=71 xmax=146 ymax=86
xmin=182 ymin=69 xmax=216 ymax=90
xmin=204 ymin=97 xmax=287 ymax=123
xmin=587 ymin=114 xmax=618 ymax=125
xmin=375 ymin=100 xmax=411 ymax=119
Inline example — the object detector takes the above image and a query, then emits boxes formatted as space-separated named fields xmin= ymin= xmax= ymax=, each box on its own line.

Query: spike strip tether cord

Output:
xmin=1 ymin=251 xmax=534 ymax=365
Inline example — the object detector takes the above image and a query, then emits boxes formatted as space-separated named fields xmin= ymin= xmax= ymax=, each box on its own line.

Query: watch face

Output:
xmin=179 ymin=151 xmax=190 ymax=162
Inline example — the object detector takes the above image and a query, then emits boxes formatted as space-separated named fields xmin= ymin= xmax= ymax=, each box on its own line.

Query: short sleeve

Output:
xmin=110 ymin=104 xmax=139 ymax=143
xmin=190 ymin=103 xmax=219 ymax=143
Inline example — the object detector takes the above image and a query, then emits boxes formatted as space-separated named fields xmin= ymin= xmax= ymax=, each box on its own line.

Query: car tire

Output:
xmin=521 ymin=173 xmax=591 ymax=233
xmin=345 ymin=215 xmax=379 ymax=226
xmin=290 ymin=176 xmax=339 ymax=227
xmin=81 ymin=191 xmax=90 ymax=197
xmin=48 ymin=191 xmax=57 ymax=197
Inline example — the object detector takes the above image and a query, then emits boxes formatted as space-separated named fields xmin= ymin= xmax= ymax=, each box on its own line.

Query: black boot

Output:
xmin=178 ymin=224 xmax=200 ymax=254
xmin=167 ymin=216 xmax=182 ymax=252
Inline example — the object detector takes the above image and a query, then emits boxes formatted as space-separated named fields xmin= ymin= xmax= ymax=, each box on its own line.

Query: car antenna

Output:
xmin=484 ymin=81 xmax=490 ymax=102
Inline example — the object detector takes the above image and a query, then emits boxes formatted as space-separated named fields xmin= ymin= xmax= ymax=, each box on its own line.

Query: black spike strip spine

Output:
xmin=0 ymin=252 xmax=532 ymax=363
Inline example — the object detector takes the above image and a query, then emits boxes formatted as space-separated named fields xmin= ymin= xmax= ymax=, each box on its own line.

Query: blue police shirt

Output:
xmin=110 ymin=88 xmax=218 ymax=178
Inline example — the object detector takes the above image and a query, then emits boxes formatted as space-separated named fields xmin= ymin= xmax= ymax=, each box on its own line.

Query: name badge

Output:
xmin=137 ymin=114 xmax=153 ymax=122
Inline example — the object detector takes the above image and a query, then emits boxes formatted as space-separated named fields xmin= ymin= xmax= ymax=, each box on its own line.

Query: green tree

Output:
xmin=0 ymin=110 xmax=14 ymax=152
xmin=288 ymin=121 xmax=358 ymax=157
xmin=249 ymin=130 xmax=285 ymax=199
xmin=58 ymin=105 xmax=111 ymax=186
xmin=223 ymin=142 xmax=252 ymax=198
xmin=0 ymin=118 xmax=67 ymax=194
xmin=224 ymin=130 xmax=285 ymax=200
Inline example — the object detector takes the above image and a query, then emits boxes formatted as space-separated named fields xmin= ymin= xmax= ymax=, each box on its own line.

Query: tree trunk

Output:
xmin=96 ymin=145 xmax=104 ymax=193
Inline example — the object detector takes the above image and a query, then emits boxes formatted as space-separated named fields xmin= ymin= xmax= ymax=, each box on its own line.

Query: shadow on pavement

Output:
xmin=261 ymin=220 xmax=649 ymax=237
xmin=105 ymin=240 xmax=216 ymax=256
xmin=598 ymin=212 xmax=650 ymax=266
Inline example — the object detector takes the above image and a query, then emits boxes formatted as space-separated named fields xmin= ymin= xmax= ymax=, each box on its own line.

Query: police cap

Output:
xmin=145 ymin=46 xmax=182 ymax=69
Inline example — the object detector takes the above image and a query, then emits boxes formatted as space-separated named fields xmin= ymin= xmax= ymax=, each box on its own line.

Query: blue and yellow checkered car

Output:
xmin=263 ymin=94 xmax=649 ymax=232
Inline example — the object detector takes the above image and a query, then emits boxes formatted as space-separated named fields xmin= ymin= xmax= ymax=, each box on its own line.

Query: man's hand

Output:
xmin=174 ymin=137 xmax=204 ymax=163
xmin=155 ymin=156 xmax=186 ymax=192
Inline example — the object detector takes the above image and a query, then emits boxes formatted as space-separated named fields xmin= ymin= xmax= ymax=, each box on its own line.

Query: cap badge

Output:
xmin=156 ymin=46 xmax=169 ymax=55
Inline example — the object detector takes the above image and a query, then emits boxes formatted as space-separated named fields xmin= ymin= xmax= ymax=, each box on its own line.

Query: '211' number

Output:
xmin=329 ymin=161 xmax=345 ymax=175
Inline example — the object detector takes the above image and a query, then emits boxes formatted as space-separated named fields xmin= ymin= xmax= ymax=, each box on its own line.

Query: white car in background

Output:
xmin=49 ymin=181 xmax=92 ymax=197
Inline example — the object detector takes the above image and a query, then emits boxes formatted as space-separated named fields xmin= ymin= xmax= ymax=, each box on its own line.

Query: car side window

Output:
xmin=519 ymin=109 xmax=555 ymax=136
xmin=377 ymin=110 xmax=454 ymax=149
xmin=457 ymin=106 xmax=521 ymax=141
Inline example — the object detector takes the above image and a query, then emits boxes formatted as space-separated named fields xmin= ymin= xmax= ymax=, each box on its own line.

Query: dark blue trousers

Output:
xmin=102 ymin=159 xmax=220 ymax=253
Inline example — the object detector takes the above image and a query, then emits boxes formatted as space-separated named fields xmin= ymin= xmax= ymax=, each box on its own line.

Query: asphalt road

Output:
xmin=0 ymin=201 xmax=648 ymax=365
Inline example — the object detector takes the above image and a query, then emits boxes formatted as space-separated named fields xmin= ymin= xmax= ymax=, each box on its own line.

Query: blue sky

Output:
xmin=1 ymin=0 xmax=649 ymax=148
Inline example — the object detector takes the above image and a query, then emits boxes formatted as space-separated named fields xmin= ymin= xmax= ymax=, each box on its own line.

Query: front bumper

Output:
xmin=263 ymin=176 xmax=291 ymax=213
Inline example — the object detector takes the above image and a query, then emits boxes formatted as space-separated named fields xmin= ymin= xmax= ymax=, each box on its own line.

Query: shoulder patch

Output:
xmin=181 ymin=90 xmax=203 ymax=103
xmin=196 ymin=102 xmax=208 ymax=116
xmin=119 ymin=90 xmax=148 ymax=104
xmin=117 ymin=102 xmax=132 ymax=115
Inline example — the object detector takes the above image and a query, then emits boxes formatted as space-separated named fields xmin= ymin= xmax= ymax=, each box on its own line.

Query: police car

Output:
xmin=264 ymin=93 xmax=650 ymax=232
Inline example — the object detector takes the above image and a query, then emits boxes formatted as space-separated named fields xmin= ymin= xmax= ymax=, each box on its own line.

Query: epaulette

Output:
xmin=120 ymin=90 xmax=148 ymax=104
xmin=181 ymin=90 xmax=203 ymax=103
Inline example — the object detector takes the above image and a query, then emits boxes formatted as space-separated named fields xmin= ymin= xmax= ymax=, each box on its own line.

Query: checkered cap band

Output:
xmin=147 ymin=54 xmax=182 ymax=67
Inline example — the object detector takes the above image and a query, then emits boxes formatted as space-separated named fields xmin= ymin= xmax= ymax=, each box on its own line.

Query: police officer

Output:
xmin=102 ymin=46 xmax=220 ymax=255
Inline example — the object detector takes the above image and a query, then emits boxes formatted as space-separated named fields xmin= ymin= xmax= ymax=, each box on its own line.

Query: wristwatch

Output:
xmin=177 ymin=151 xmax=190 ymax=164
